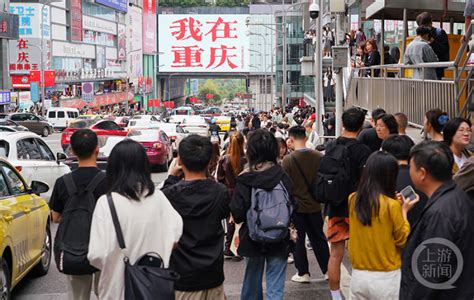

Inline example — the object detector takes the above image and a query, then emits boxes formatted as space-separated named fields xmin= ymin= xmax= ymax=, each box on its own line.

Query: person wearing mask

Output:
xmin=50 ymin=129 xmax=108 ymax=300
xmin=416 ymin=12 xmax=450 ymax=79
xmin=217 ymin=132 xmax=246 ymax=260
xmin=403 ymin=26 xmax=439 ymax=80
xmin=348 ymin=151 xmax=417 ymax=299
xmin=362 ymin=39 xmax=381 ymax=77
xmin=282 ymin=126 xmax=330 ymax=283
xmin=424 ymin=109 xmax=448 ymax=141
xmin=443 ymin=118 xmax=472 ymax=173
xmin=326 ymin=108 xmax=372 ymax=300
xmin=162 ymin=135 xmax=230 ymax=299
xmin=230 ymin=129 xmax=295 ymax=300
xmin=375 ymin=114 xmax=399 ymax=142
xmin=401 ymin=141 xmax=474 ymax=299
xmin=88 ymin=140 xmax=183 ymax=299
xmin=382 ymin=135 xmax=428 ymax=227
xmin=358 ymin=108 xmax=386 ymax=153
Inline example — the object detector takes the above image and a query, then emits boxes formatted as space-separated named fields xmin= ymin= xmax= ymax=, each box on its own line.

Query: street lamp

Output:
xmin=39 ymin=0 xmax=61 ymax=116
xmin=248 ymin=33 xmax=268 ymax=111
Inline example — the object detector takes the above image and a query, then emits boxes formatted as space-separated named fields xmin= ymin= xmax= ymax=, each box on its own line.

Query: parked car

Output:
xmin=127 ymin=115 xmax=161 ymax=129
xmin=128 ymin=129 xmax=173 ymax=171
xmin=0 ymin=132 xmax=70 ymax=199
xmin=0 ymin=113 xmax=53 ymax=137
xmin=180 ymin=116 xmax=209 ymax=136
xmin=46 ymin=108 xmax=80 ymax=131
xmin=215 ymin=116 xmax=231 ymax=132
xmin=156 ymin=122 xmax=189 ymax=155
xmin=0 ymin=120 xmax=28 ymax=132
xmin=61 ymin=119 xmax=128 ymax=151
xmin=0 ymin=158 xmax=51 ymax=297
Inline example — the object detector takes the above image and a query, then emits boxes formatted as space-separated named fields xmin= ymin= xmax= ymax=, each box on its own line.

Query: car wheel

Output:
xmin=158 ymin=155 xmax=170 ymax=172
xmin=32 ymin=223 xmax=51 ymax=276
xmin=0 ymin=259 xmax=10 ymax=300
xmin=42 ymin=127 xmax=49 ymax=137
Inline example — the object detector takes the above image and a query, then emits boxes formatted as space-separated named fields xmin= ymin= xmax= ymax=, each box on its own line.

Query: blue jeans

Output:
xmin=240 ymin=256 xmax=287 ymax=300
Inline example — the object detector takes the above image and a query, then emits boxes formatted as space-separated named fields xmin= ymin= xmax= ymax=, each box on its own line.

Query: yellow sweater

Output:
xmin=348 ymin=193 xmax=410 ymax=272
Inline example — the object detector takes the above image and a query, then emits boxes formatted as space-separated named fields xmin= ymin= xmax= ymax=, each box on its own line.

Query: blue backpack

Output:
xmin=246 ymin=182 xmax=292 ymax=243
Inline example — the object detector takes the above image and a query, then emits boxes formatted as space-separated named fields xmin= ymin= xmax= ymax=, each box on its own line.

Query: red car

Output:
xmin=61 ymin=119 xmax=128 ymax=151
xmin=128 ymin=129 xmax=173 ymax=171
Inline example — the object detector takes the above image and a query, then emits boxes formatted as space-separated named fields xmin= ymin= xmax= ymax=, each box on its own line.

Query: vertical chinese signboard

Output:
xmin=70 ymin=0 xmax=82 ymax=42
xmin=117 ymin=23 xmax=126 ymax=60
xmin=142 ymin=0 xmax=156 ymax=54
xmin=158 ymin=15 xmax=250 ymax=73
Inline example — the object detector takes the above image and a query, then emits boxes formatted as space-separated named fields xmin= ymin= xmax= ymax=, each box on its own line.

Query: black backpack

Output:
xmin=314 ymin=139 xmax=356 ymax=206
xmin=54 ymin=171 xmax=105 ymax=275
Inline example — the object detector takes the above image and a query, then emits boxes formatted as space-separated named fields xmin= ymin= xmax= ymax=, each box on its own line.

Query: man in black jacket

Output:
xmin=416 ymin=12 xmax=449 ymax=79
xmin=400 ymin=141 xmax=474 ymax=299
xmin=162 ymin=135 xmax=230 ymax=299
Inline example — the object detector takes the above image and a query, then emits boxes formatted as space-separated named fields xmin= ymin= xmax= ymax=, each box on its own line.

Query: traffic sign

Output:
xmin=82 ymin=82 xmax=94 ymax=103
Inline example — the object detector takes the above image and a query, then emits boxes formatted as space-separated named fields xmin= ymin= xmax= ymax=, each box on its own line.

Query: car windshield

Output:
xmin=69 ymin=119 xmax=95 ymax=128
xmin=0 ymin=115 xmax=7 ymax=119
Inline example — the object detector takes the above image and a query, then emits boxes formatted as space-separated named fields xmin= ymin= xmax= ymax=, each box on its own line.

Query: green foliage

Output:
xmin=197 ymin=79 xmax=246 ymax=104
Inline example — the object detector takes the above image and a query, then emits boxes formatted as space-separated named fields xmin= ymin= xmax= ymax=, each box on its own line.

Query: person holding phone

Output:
xmin=348 ymin=151 xmax=419 ymax=299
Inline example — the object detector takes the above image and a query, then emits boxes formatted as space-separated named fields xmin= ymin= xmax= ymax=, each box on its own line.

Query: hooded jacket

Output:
xmin=230 ymin=164 xmax=295 ymax=258
xmin=162 ymin=176 xmax=230 ymax=292
xmin=400 ymin=181 xmax=474 ymax=299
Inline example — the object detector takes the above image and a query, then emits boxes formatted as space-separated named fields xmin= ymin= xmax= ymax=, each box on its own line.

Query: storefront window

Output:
xmin=52 ymin=57 xmax=83 ymax=71
xmin=83 ymin=30 xmax=116 ymax=47
xmin=82 ymin=1 xmax=116 ymax=22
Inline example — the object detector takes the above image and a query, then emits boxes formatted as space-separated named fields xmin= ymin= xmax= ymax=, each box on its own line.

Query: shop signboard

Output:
xmin=52 ymin=41 xmax=95 ymax=59
xmin=70 ymin=0 xmax=82 ymax=41
xmin=158 ymin=14 xmax=250 ymax=73
xmin=117 ymin=23 xmax=126 ymax=60
xmin=9 ymin=3 xmax=50 ymax=39
xmin=18 ymin=91 xmax=31 ymax=110
xmin=0 ymin=12 xmax=19 ymax=39
xmin=142 ymin=0 xmax=156 ymax=54
xmin=83 ymin=15 xmax=117 ymax=35
xmin=95 ymin=0 xmax=127 ymax=13
xmin=0 ymin=92 xmax=11 ymax=105
xmin=127 ymin=6 xmax=143 ymax=80
xmin=82 ymin=82 xmax=94 ymax=103
xmin=30 ymin=81 xmax=39 ymax=103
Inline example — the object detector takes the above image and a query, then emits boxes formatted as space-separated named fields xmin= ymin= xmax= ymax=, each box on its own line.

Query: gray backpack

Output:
xmin=246 ymin=182 xmax=292 ymax=243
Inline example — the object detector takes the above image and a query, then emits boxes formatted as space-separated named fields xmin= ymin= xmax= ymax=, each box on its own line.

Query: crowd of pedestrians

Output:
xmin=48 ymin=102 xmax=474 ymax=300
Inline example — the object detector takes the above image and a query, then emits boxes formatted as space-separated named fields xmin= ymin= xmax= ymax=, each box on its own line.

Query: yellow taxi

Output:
xmin=215 ymin=116 xmax=231 ymax=132
xmin=0 ymin=158 xmax=51 ymax=298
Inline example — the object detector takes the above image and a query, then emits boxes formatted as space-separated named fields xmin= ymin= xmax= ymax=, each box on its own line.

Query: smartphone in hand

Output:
xmin=400 ymin=185 xmax=417 ymax=202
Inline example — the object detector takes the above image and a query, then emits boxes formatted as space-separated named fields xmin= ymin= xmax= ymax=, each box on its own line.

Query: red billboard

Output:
xmin=142 ymin=0 xmax=156 ymax=54
xmin=70 ymin=0 xmax=82 ymax=42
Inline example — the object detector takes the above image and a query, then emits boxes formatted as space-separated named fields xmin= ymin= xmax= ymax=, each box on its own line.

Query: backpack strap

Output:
xmin=85 ymin=172 xmax=106 ymax=194
xmin=107 ymin=193 xmax=127 ymax=251
xmin=291 ymin=156 xmax=313 ymax=196
xmin=63 ymin=173 xmax=77 ymax=196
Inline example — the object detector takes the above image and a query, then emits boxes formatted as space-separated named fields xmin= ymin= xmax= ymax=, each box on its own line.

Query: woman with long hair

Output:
xmin=424 ymin=109 xmax=448 ymax=141
xmin=88 ymin=140 xmax=183 ymax=299
xmin=443 ymin=117 xmax=472 ymax=173
xmin=208 ymin=142 xmax=221 ymax=179
xmin=362 ymin=39 xmax=381 ymax=77
xmin=276 ymin=137 xmax=289 ymax=162
xmin=375 ymin=114 xmax=399 ymax=141
xmin=217 ymin=132 xmax=246 ymax=260
xmin=348 ymin=151 xmax=418 ymax=300
xmin=230 ymin=129 xmax=295 ymax=300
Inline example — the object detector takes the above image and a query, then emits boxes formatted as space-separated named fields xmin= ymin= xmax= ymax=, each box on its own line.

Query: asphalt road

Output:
xmin=11 ymin=133 xmax=351 ymax=299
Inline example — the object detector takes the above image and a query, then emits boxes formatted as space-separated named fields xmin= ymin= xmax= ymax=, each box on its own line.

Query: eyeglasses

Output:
xmin=457 ymin=127 xmax=472 ymax=134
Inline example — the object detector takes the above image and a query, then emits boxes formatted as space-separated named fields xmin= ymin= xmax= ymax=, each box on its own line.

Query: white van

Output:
xmin=47 ymin=107 xmax=80 ymax=130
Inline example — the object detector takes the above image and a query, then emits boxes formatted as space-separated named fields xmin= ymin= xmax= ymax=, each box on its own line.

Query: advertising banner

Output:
xmin=142 ymin=0 xmax=156 ymax=54
xmin=117 ymin=23 xmax=126 ymax=60
xmin=127 ymin=6 xmax=143 ymax=80
xmin=158 ymin=14 xmax=250 ymax=73
xmin=70 ymin=0 xmax=82 ymax=41
xmin=30 ymin=81 xmax=38 ymax=103
xmin=95 ymin=0 xmax=127 ymax=13
xmin=0 ymin=12 xmax=19 ymax=39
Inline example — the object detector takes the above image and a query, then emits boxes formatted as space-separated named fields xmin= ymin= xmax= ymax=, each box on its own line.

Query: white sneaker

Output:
xmin=324 ymin=273 xmax=329 ymax=280
xmin=291 ymin=273 xmax=310 ymax=283
xmin=287 ymin=256 xmax=294 ymax=264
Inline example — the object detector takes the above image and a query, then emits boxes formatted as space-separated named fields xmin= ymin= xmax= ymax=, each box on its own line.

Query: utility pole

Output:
xmin=334 ymin=2 xmax=346 ymax=137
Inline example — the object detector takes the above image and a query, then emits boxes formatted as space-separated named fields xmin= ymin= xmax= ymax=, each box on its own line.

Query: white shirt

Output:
xmin=88 ymin=191 xmax=183 ymax=300
xmin=454 ymin=153 xmax=469 ymax=171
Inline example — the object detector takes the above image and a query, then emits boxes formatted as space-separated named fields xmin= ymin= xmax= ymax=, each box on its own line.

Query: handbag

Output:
xmin=107 ymin=193 xmax=180 ymax=300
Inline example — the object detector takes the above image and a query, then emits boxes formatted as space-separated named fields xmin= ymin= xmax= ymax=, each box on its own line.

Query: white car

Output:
xmin=127 ymin=115 xmax=161 ymax=129
xmin=156 ymin=122 xmax=189 ymax=154
xmin=168 ymin=115 xmax=188 ymax=124
xmin=47 ymin=107 xmax=80 ymax=130
xmin=180 ymin=116 xmax=209 ymax=136
xmin=0 ymin=132 xmax=70 ymax=198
